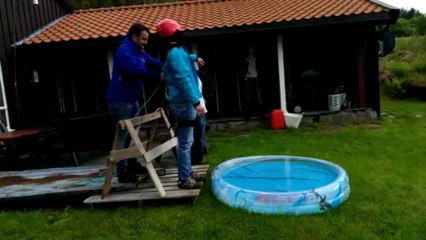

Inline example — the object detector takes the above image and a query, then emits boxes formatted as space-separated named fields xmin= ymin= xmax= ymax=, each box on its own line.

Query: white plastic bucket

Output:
xmin=285 ymin=112 xmax=303 ymax=129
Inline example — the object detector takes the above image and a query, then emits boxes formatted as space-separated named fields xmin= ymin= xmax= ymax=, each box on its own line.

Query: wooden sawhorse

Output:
xmin=102 ymin=108 xmax=176 ymax=199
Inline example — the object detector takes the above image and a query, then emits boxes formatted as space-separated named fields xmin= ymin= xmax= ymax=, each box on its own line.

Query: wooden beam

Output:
xmin=109 ymin=146 xmax=141 ymax=162
xmin=144 ymin=137 xmax=177 ymax=163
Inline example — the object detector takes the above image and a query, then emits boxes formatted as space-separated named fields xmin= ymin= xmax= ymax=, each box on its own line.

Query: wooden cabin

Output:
xmin=6 ymin=0 xmax=399 ymax=129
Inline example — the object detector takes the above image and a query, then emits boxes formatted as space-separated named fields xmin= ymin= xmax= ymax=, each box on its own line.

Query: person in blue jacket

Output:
xmin=156 ymin=18 xmax=206 ymax=189
xmin=106 ymin=22 xmax=163 ymax=183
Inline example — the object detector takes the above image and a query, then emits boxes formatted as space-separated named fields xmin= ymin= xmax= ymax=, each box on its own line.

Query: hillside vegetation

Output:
xmin=380 ymin=36 xmax=426 ymax=100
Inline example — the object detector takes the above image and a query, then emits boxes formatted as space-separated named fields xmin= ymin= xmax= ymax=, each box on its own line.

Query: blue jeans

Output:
xmin=169 ymin=102 xmax=197 ymax=181
xmin=108 ymin=101 xmax=139 ymax=171
xmin=191 ymin=115 xmax=206 ymax=165
xmin=245 ymin=77 xmax=262 ymax=104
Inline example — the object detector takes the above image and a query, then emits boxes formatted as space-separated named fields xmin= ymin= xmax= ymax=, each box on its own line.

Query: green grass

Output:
xmin=1 ymin=98 xmax=426 ymax=239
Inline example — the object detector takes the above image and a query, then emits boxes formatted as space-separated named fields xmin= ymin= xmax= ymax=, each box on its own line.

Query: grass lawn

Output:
xmin=1 ymin=98 xmax=425 ymax=240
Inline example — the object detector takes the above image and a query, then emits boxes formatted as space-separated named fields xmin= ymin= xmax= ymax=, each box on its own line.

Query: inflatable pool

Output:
xmin=211 ymin=155 xmax=350 ymax=215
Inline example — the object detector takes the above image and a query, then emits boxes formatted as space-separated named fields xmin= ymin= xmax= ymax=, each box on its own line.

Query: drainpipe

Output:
xmin=276 ymin=35 xmax=287 ymax=112
xmin=107 ymin=50 xmax=114 ymax=79
xmin=276 ymin=35 xmax=303 ymax=128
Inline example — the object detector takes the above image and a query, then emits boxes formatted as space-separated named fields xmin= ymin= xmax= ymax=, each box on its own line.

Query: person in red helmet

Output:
xmin=156 ymin=18 xmax=206 ymax=189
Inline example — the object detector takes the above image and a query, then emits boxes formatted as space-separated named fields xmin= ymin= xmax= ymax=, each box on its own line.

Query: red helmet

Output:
xmin=156 ymin=18 xmax=181 ymax=37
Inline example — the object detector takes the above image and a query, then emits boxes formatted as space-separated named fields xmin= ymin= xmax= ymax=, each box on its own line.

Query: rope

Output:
xmin=134 ymin=82 xmax=163 ymax=118
xmin=120 ymin=82 xmax=164 ymax=146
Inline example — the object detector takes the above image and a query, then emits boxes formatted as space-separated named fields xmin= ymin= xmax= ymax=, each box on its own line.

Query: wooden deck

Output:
xmin=0 ymin=164 xmax=209 ymax=206
xmin=0 ymin=165 xmax=121 ymax=201
xmin=84 ymin=164 xmax=209 ymax=207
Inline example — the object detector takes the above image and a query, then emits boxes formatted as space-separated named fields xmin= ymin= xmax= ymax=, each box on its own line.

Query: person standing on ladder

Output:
xmin=106 ymin=22 xmax=164 ymax=183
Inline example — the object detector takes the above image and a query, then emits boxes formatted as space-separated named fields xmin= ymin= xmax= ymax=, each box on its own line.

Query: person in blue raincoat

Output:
xmin=106 ymin=22 xmax=163 ymax=183
xmin=156 ymin=18 xmax=206 ymax=189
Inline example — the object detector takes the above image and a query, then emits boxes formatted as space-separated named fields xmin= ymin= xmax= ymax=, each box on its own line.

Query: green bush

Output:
xmin=382 ymin=78 xmax=408 ymax=98
xmin=390 ymin=18 xmax=416 ymax=37
xmin=411 ymin=58 xmax=426 ymax=73
xmin=387 ymin=61 xmax=410 ymax=78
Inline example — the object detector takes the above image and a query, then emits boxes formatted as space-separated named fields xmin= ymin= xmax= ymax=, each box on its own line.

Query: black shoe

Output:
xmin=191 ymin=161 xmax=203 ymax=166
xmin=191 ymin=172 xmax=206 ymax=182
xmin=117 ymin=168 xmax=131 ymax=183
xmin=117 ymin=167 xmax=143 ymax=183
xmin=178 ymin=178 xmax=202 ymax=189
xmin=128 ymin=160 xmax=148 ymax=176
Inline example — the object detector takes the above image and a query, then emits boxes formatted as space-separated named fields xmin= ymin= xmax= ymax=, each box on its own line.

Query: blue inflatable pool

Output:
xmin=211 ymin=155 xmax=350 ymax=215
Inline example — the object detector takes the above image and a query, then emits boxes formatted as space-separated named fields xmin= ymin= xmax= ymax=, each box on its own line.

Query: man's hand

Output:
xmin=197 ymin=58 xmax=205 ymax=67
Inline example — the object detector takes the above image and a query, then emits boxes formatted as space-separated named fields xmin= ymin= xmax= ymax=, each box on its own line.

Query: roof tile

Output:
xmin=23 ymin=0 xmax=394 ymax=45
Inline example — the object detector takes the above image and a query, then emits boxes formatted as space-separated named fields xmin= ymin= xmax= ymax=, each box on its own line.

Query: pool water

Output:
xmin=222 ymin=159 xmax=338 ymax=192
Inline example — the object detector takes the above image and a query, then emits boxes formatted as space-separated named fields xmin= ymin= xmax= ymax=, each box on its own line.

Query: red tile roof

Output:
xmin=22 ymin=0 xmax=396 ymax=45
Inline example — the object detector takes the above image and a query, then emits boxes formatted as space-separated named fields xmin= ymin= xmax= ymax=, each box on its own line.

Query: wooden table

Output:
xmin=0 ymin=128 xmax=42 ymax=170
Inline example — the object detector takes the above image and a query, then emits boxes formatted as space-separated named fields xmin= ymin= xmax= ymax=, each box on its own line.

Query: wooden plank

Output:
xmin=21 ymin=0 xmax=32 ymax=35
xmin=84 ymin=164 xmax=209 ymax=205
xmin=0 ymin=164 xmax=209 ymax=201
xmin=14 ymin=0 xmax=24 ymax=41
xmin=84 ymin=188 xmax=201 ymax=204
xmin=101 ymin=158 xmax=115 ymax=199
xmin=120 ymin=184 xmax=190 ymax=194
xmin=165 ymin=164 xmax=210 ymax=173
xmin=124 ymin=120 xmax=147 ymax=157
xmin=160 ymin=108 xmax=175 ymax=137
xmin=145 ymin=162 xmax=166 ymax=197
xmin=123 ymin=110 xmax=162 ymax=128
xmin=144 ymin=137 xmax=177 ymax=163
xmin=127 ymin=181 xmax=180 ymax=191
xmin=146 ymin=118 xmax=159 ymax=150
xmin=109 ymin=146 xmax=141 ymax=162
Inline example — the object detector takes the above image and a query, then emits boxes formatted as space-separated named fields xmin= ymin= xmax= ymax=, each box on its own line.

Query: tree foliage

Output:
xmin=390 ymin=8 xmax=426 ymax=37
xmin=399 ymin=8 xmax=424 ymax=19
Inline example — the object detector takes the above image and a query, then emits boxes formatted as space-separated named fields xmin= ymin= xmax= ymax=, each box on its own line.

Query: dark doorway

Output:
xmin=210 ymin=45 xmax=242 ymax=117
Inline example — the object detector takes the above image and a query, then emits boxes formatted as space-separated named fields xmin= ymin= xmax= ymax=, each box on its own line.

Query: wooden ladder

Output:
xmin=102 ymin=108 xmax=176 ymax=199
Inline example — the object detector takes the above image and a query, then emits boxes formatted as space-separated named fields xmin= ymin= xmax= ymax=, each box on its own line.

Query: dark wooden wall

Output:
xmin=15 ymin=22 xmax=381 ymax=128
xmin=0 ymin=0 xmax=72 ymax=128
xmin=283 ymin=24 xmax=380 ymax=113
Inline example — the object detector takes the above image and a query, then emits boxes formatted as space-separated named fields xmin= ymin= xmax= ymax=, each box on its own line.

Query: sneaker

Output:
xmin=178 ymin=178 xmax=202 ymax=189
xmin=190 ymin=172 xmax=206 ymax=182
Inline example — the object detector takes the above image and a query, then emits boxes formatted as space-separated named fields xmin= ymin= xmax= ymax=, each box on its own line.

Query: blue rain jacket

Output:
xmin=107 ymin=37 xmax=161 ymax=103
xmin=162 ymin=46 xmax=201 ymax=105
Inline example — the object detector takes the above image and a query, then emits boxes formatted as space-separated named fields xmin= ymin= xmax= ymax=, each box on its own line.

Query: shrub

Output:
xmin=387 ymin=62 xmax=410 ymax=78
xmin=380 ymin=37 xmax=426 ymax=99
xmin=382 ymin=78 xmax=408 ymax=99
xmin=411 ymin=59 xmax=426 ymax=73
